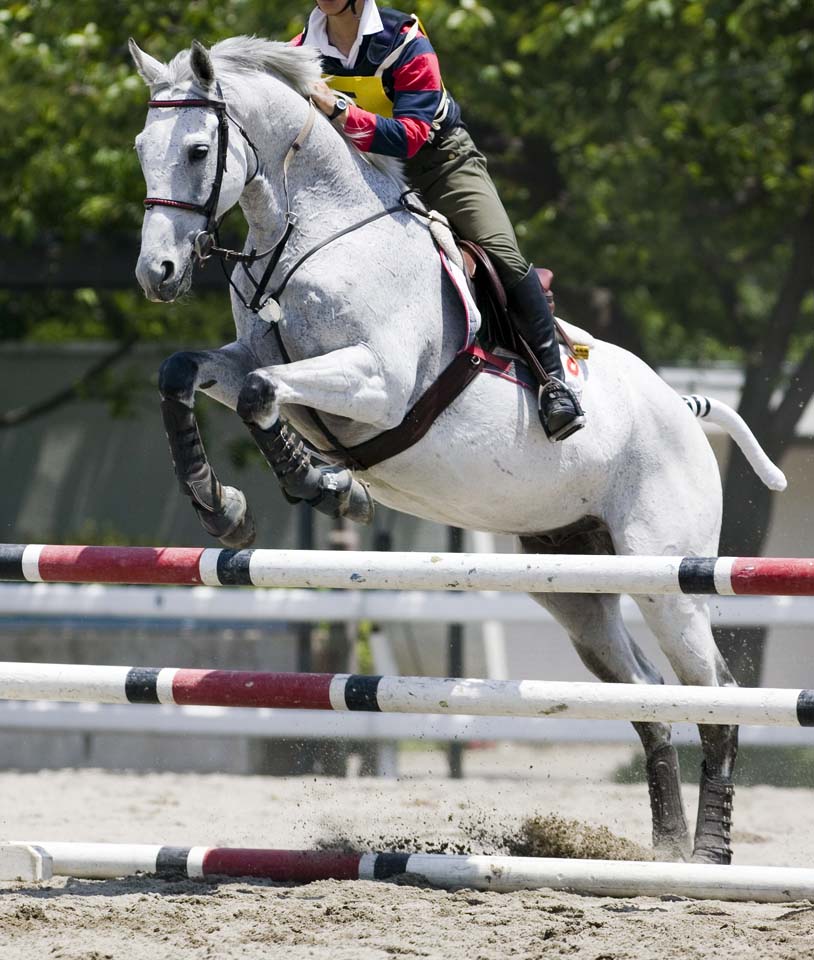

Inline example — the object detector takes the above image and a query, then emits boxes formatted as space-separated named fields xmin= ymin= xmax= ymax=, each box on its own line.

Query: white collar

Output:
xmin=303 ymin=1 xmax=384 ymax=70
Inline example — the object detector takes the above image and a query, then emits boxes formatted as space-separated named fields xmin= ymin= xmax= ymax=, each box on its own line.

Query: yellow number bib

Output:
xmin=324 ymin=74 xmax=394 ymax=118
xmin=322 ymin=16 xmax=434 ymax=120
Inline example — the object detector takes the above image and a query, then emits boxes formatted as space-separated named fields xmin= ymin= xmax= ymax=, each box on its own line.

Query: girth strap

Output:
xmin=333 ymin=345 xmax=485 ymax=471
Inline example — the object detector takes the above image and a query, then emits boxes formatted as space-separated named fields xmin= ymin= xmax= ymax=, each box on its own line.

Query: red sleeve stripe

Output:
xmin=344 ymin=102 xmax=431 ymax=160
xmin=344 ymin=102 xmax=377 ymax=151
xmin=393 ymin=51 xmax=442 ymax=93
xmin=290 ymin=33 xmax=304 ymax=46
xmin=397 ymin=116 xmax=432 ymax=158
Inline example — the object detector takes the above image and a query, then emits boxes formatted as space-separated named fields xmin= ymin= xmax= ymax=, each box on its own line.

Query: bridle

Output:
xmin=143 ymin=89 xmax=269 ymax=264
xmin=141 ymin=88 xmax=421 ymax=316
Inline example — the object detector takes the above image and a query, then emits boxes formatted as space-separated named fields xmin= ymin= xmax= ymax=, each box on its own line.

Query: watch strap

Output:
xmin=327 ymin=98 xmax=348 ymax=121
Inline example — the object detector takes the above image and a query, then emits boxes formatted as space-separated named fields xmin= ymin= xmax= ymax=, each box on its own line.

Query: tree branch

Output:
xmin=769 ymin=347 xmax=814 ymax=451
xmin=0 ymin=335 xmax=139 ymax=428
xmin=755 ymin=200 xmax=814 ymax=378
xmin=734 ymin=201 xmax=814 ymax=427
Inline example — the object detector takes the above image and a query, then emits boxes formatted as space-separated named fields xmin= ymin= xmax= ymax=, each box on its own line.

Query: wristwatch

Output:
xmin=327 ymin=95 xmax=350 ymax=121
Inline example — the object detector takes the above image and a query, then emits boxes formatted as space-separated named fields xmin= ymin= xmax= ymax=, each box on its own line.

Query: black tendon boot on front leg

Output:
xmin=246 ymin=418 xmax=374 ymax=524
xmin=506 ymin=265 xmax=585 ymax=441
xmin=160 ymin=397 xmax=256 ymax=548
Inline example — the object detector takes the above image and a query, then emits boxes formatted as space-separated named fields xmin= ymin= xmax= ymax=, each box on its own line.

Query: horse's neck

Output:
xmin=236 ymin=84 xmax=400 ymax=255
xmin=227 ymin=77 xmax=460 ymax=404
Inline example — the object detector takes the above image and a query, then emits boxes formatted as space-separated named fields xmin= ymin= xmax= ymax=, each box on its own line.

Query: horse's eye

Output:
xmin=189 ymin=144 xmax=209 ymax=161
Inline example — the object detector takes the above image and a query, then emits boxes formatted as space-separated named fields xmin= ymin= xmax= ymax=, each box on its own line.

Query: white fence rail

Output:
xmin=2 ymin=700 xmax=812 ymax=746
xmin=2 ymin=584 xmax=812 ymax=749
xmin=2 ymin=583 xmax=814 ymax=625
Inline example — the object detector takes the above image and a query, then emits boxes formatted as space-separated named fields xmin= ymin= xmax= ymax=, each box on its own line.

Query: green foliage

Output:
xmin=1 ymin=0 xmax=812 ymax=364
xmin=0 ymin=0 xmax=307 ymax=344
xmin=0 ymin=0 xmax=306 ymax=244
xmin=0 ymin=287 xmax=239 ymax=345
xmin=419 ymin=0 xmax=813 ymax=363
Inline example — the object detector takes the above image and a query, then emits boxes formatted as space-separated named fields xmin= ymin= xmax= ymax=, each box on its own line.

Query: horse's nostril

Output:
xmin=160 ymin=261 xmax=175 ymax=284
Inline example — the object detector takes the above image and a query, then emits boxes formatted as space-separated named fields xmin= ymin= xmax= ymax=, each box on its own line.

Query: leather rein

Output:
xmin=142 ymin=91 xmax=413 ymax=315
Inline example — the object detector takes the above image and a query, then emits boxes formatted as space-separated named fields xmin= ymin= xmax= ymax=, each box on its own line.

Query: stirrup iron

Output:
xmin=538 ymin=378 xmax=586 ymax=442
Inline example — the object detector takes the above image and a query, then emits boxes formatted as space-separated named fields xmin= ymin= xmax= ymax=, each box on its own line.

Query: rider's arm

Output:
xmin=343 ymin=26 xmax=444 ymax=159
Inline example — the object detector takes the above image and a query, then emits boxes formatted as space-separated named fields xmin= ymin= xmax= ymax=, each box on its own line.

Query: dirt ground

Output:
xmin=1 ymin=743 xmax=813 ymax=959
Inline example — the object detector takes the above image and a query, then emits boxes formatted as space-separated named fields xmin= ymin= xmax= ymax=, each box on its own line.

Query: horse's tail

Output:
xmin=682 ymin=395 xmax=787 ymax=492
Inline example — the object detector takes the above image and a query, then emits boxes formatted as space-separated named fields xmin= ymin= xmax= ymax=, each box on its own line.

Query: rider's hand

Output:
xmin=311 ymin=80 xmax=348 ymax=127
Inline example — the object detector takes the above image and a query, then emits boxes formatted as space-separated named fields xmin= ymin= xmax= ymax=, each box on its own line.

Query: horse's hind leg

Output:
xmin=633 ymin=594 xmax=737 ymax=864
xmin=521 ymin=533 xmax=691 ymax=860
xmin=159 ymin=344 xmax=256 ymax=548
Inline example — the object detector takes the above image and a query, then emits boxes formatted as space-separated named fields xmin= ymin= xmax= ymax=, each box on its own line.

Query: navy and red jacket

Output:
xmin=292 ymin=7 xmax=462 ymax=159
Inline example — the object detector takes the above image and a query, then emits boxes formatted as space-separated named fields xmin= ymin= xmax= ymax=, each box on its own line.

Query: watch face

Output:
xmin=336 ymin=96 xmax=348 ymax=111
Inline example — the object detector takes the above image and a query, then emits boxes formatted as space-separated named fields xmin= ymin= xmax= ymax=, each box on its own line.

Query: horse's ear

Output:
xmin=128 ymin=38 xmax=165 ymax=87
xmin=190 ymin=40 xmax=216 ymax=90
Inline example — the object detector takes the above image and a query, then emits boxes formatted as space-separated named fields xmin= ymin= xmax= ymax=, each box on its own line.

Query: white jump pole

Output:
xmin=3 ymin=544 xmax=814 ymax=595
xmin=0 ymin=662 xmax=813 ymax=727
xmin=4 ymin=841 xmax=814 ymax=902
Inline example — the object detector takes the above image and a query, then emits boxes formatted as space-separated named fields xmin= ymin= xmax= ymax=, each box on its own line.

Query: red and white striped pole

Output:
xmin=5 ymin=841 xmax=814 ymax=902
xmin=2 ymin=544 xmax=814 ymax=595
xmin=0 ymin=662 xmax=813 ymax=727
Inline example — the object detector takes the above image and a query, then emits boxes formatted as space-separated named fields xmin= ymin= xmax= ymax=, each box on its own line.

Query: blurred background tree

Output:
xmin=1 ymin=0 xmax=812 ymax=679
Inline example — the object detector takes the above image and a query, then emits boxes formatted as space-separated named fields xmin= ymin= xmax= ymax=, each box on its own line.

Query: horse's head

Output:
xmin=130 ymin=39 xmax=253 ymax=301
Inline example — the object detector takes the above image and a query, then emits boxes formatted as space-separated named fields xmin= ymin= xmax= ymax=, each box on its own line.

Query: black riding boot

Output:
xmin=506 ymin=265 xmax=585 ymax=441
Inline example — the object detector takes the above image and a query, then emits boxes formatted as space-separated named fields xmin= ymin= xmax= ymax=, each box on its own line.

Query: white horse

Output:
xmin=130 ymin=37 xmax=786 ymax=865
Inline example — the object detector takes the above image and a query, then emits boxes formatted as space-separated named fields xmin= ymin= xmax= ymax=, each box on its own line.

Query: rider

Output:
xmin=291 ymin=0 xmax=585 ymax=441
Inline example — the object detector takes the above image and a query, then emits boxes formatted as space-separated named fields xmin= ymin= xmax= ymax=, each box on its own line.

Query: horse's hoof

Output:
xmin=218 ymin=505 xmax=256 ymax=549
xmin=345 ymin=479 xmax=375 ymax=525
xmin=309 ymin=468 xmax=375 ymax=524
xmin=194 ymin=486 xmax=256 ymax=549
xmin=237 ymin=372 xmax=277 ymax=427
xmin=653 ymin=837 xmax=691 ymax=863
xmin=690 ymin=846 xmax=732 ymax=865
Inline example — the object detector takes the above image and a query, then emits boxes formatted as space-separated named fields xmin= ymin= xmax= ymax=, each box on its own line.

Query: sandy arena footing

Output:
xmin=1 ymin=744 xmax=813 ymax=959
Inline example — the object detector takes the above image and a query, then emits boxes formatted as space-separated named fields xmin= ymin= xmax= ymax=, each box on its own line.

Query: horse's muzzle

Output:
xmin=136 ymin=255 xmax=192 ymax=302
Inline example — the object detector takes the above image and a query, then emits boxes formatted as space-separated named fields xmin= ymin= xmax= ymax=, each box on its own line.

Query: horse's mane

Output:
xmin=160 ymin=36 xmax=404 ymax=184
xmin=162 ymin=36 xmax=322 ymax=99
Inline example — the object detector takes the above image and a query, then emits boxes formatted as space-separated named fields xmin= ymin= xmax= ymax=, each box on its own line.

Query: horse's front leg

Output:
xmin=159 ymin=342 xmax=257 ymax=548
xmin=237 ymin=344 xmax=405 ymax=524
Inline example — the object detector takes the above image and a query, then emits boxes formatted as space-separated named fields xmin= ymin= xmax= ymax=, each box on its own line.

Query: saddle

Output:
xmin=316 ymin=232 xmax=592 ymax=472
xmin=457 ymin=240 xmax=589 ymax=364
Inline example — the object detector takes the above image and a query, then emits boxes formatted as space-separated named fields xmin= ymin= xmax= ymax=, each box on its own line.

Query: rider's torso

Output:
xmin=302 ymin=7 xmax=461 ymax=132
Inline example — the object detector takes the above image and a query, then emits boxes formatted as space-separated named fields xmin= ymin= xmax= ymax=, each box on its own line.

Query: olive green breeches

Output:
xmin=405 ymin=126 xmax=530 ymax=288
